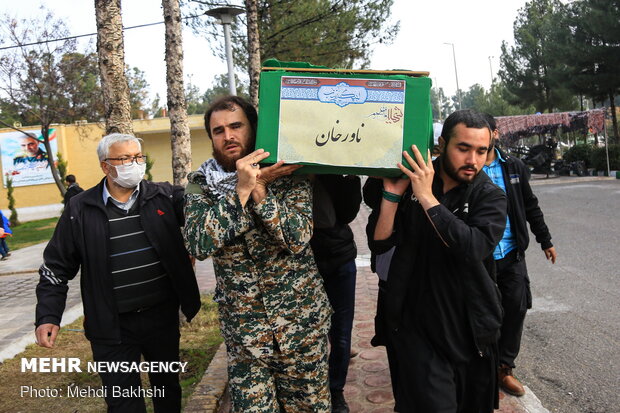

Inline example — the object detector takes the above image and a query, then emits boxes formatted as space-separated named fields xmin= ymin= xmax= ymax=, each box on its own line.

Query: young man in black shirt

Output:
xmin=369 ymin=110 xmax=507 ymax=412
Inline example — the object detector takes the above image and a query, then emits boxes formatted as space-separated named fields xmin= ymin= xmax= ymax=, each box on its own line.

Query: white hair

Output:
xmin=97 ymin=133 xmax=142 ymax=161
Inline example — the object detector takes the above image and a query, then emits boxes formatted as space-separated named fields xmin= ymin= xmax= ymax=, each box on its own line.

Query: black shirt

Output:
xmin=368 ymin=162 xmax=507 ymax=364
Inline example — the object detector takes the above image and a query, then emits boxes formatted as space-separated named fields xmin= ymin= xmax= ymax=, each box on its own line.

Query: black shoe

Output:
xmin=331 ymin=391 xmax=349 ymax=413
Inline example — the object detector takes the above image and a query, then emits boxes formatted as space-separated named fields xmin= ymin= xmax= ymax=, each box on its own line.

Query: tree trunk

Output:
xmin=609 ymin=91 xmax=619 ymax=144
xmin=95 ymin=0 xmax=133 ymax=135
xmin=40 ymin=125 xmax=67 ymax=196
xmin=162 ymin=0 xmax=192 ymax=186
xmin=245 ymin=0 xmax=261 ymax=107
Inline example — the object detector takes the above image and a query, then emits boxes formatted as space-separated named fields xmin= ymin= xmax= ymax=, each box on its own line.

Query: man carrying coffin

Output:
xmin=369 ymin=110 xmax=507 ymax=412
xmin=183 ymin=96 xmax=332 ymax=412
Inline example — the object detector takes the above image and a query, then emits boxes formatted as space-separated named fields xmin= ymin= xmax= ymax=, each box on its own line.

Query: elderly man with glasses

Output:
xmin=34 ymin=133 xmax=201 ymax=413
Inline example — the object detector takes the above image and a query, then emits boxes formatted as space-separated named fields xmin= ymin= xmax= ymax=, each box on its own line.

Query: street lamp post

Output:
xmin=444 ymin=42 xmax=462 ymax=110
xmin=488 ymin=56 xmax=495 ymax=86
xmin=205 ymin=5 xmax=245 ymax=96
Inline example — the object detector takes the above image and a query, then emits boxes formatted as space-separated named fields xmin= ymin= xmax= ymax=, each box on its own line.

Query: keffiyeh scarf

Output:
xmin=197 ymin=158 xmax=238 ymax=199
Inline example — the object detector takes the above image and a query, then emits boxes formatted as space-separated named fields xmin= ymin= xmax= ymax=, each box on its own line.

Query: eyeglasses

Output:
xmin=104 ymin=155 xmax=148 ymax=166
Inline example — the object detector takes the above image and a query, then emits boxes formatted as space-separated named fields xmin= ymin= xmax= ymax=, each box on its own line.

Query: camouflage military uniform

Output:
xmin=184 ymin=171 xmax=332 ymax=413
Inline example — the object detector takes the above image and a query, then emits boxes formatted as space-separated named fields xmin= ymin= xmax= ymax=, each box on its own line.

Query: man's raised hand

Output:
xmin=236 ymin=149 xmax=270 ymax=206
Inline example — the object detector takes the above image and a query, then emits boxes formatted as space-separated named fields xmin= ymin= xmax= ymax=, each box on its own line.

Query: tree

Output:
xmin=0 ymin=99 xmax=27 ymax=126
xmin=460 ymin=84 xmax=487 ymax=111
xmin=560 ymin=0 xmax=620 ymax=141
xmin=430 ymin=86 xmax=452 ymax=122
xmin=244 ymin=0 xmax=261 ymax=105
xmin=0 ymin=11 xmax=101 ymax=195
xmin=58 ymin=52 xmax=105 ymax=122
xmin=126 ymin=66 xmax=152 ymax=120
xmin=185 ymin=0 xmax=400 ymax=74
xmin=185 ymin=81 xmax=207 ymax=116
xmin=499 ymin=0 xmax=577 ymax=113
xmin=5 ymin=177 xmax=18 ymax=227
xmin=185 ymin=73 xmax=249 ymax=116
xmin=2 ymin=51 xmax=151 ymax=125
xmin=438 ymin=83 xmax=534 ymax=118
xmin=95 ymin=0 xmax=133 ymax=135
xmin=483 ymin=82 xmax=535 ymax=116
xmin=163 ymin=0 xmax=192 ymax=186
xmin=150 ymin=93 xmax=165 ymax=118
xmin=204 ymin=73 xmax=248 ymax=105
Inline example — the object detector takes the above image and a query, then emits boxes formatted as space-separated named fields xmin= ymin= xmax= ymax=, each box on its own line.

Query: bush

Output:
xmin=590 ymin=144 xmax=620 ymax=171
xmin=6 ymin=177 xmax=19 ymax=227
xmin=563 ymin=144 xmax=593 ymax=168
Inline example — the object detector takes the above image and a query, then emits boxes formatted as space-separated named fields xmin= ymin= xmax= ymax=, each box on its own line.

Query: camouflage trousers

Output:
xmin=227 ymin=334 xmax=331 ymax=413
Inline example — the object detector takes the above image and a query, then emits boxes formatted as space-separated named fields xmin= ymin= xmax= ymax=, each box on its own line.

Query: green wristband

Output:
xmin=382 ymin=190 xmax=402 ymax=203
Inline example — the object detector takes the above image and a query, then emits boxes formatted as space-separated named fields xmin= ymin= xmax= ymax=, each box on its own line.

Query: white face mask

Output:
xmin=112 ymin=162 xmax=146 ymax=188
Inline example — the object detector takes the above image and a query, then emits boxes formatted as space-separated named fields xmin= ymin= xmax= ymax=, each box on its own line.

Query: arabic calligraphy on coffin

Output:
xmin=318 ymin=82 xmax=368 ymax=107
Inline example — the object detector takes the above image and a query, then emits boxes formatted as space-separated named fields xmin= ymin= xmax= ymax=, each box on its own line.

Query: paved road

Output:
xmin=0 ymin=273 xmax=82 ymax=362
xmin=518 ymin=178 xmax=620 ymax=413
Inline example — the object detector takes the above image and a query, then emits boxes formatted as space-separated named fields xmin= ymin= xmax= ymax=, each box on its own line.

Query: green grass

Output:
xmin=6 ymin=216 xmax=58 ymax=250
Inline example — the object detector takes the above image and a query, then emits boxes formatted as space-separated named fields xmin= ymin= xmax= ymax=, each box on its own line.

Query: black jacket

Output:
xmin=496 ymin=148 xmax=553 ymax=253
xmin=36 ymin=179 xmax=201 ymax=345
xmin=367 ymin=162 xmax=507 ymax=361
xmin=310 ymin=175 xmax=361 ymax=275
xmin=63 ymin=183 xmax=84 ymax=205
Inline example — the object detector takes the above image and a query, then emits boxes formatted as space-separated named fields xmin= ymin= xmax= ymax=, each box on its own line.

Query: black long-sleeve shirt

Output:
xmin=367 ymin=163 xmax=507 ymax=363
xmin=311 ymin=175 xmax=362 ymax=275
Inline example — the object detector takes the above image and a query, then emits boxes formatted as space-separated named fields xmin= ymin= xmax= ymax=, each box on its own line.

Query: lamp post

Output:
xmin=444 ymin=42 xmax=462 ymax=110
xmin=205 ymin=5 xmax=245 ymax=95
xmin=488 ymin=56 xmax=495 ymax=86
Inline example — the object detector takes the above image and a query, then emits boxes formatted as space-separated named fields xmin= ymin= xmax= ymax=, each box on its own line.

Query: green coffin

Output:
xmin=255 ymin=62 xmax=433 ymax=177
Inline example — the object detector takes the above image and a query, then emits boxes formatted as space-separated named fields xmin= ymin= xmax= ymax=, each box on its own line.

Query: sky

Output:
xmin=0 ymin=0 xmax=529 ymax=104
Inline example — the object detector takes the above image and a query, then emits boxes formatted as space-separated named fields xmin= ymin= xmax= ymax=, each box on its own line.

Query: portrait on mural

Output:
xmin=1 ymin=128 xmax=58 ymax=187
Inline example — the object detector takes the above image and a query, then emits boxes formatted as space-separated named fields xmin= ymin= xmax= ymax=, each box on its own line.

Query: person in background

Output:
xmin=482 ymin=113 xmax=557 ymax=397
xmin=0 ymin=211 xmax=12 ymax=260
xmin=63 ymin=174 xmax=84 ymax=205
xmin=310 ymin=174 xmax=361 ymax=413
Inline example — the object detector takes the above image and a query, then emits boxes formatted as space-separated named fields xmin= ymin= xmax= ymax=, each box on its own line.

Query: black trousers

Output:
xmin=495 ymin=249 xmax=530 ymax=368
xmin=390 ymin=327 xmax=496 ymax=413
xmin=90 ymin=300 xmax=182 ymax=413
xmin=320 ymin=259 xmax=357 ymax=393
xmin=372 ymin=280 xmax=402 ymax=411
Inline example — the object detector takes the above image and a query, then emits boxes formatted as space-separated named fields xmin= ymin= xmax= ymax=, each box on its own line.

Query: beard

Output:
xmin=212 ymin=148 xmax=238 ymax=172
xmin=212 ymin=138 xmax=255 ymax=172
xmin=441 ymin=150 xmax=478 ymax=184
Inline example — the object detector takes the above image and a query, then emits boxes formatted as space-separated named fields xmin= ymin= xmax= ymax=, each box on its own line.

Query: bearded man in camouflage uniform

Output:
xmin=184 ymin=96 xmax=332 ymax=413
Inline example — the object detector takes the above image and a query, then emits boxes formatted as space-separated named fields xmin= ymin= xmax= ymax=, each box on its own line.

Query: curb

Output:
xmin=519 ymin=386 xmax=551 ymax=413
xmin=184 ymin=342 xmax=229 ymax=413
xmin=0 ymin=269 xmax=40 ymax=277
xmin=0 ymin=301 xmax=83 ymax=363
xmin=530 ymin=175 xmax=615 ymax=186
